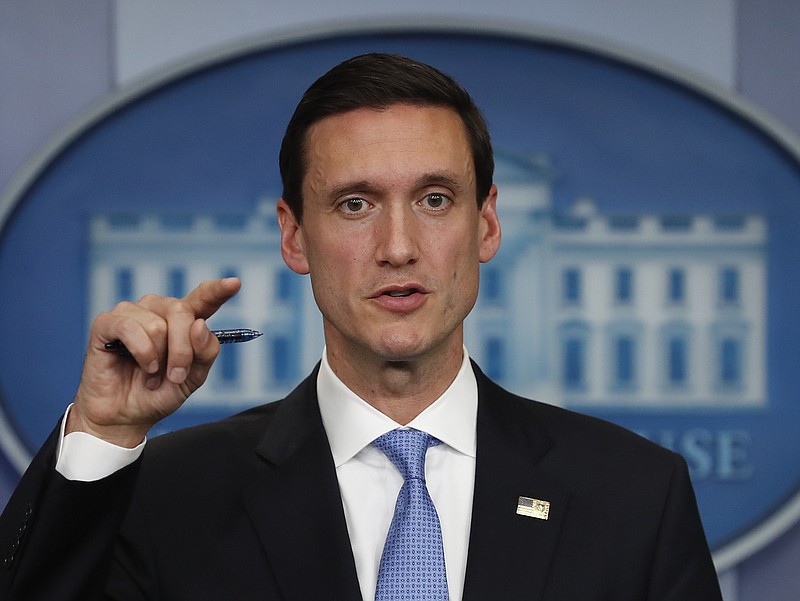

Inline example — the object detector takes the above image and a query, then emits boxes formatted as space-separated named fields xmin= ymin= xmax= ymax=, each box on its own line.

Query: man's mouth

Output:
xmin=384 ymin=289 xmax=417 ymax=298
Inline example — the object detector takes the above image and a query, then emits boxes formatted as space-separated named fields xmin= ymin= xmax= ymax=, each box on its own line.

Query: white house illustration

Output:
xmin=88 ymin=154 xmax=767 ymax=410
xmin=88 ymin=199 xmax=323 ymax=407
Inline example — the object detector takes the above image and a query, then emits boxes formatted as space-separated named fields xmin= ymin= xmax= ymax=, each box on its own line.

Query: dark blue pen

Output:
xmin=104 ymin=328 xmax=263 ymax=357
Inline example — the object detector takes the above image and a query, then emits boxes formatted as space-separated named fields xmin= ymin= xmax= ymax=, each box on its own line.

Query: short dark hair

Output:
xmin=278 ymin=53 xmax=494 ymax=221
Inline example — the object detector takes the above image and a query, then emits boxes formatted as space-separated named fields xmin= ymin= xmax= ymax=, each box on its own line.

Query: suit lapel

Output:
xmin=237 ymin=364 xmax=569 ymax=600
xmin=241 ymin=372 xmax=362 ymax=600
xmin=463 ymin=366 xmax=569 ymax=601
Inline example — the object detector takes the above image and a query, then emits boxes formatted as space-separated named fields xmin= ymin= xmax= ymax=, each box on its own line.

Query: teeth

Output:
xmin=386 ymin=290 xmax=414 ymax=297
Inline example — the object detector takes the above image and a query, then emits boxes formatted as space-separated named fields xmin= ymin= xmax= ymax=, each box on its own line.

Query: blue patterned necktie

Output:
xmin=373 ymin=429 xmax=449 ymax=601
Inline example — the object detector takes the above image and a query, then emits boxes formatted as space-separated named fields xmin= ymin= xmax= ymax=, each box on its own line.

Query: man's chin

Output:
xmin=377 ymin=343 xmax=424 ymax=363
xmin=374 ymin=331 xmax=429 ymax=361
xmin=375 ymin=330 xmax=461 ymax=364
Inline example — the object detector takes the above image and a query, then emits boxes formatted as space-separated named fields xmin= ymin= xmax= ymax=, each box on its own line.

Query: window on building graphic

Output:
xmin=167 ymin=268 xmax=186 ymax=298
xmin=661 ymin=322 xmax=691 ymax=389
xmin=712 ymin=322 xmax=747 ymax=392
xmin=607 ymin=322 xmax=642 ymax=391
xmin=615 ymin=336 xmax=635 ymax=385
xmin=564 ymin=338 xmax=585 ymax=389
xmin=115 ymin=267 xmax=134 ymax=302
xmin=214 ymin=214 xmax=248 ymax=230
xmin=615 ymin=267 xmax=633 ymax=304
xmin=484 ymin=337 xmax=505 ymax=381
xmin=481 ymin=268 xmax=502 ymax=304
xmin=660 ymin=215 xmax=692 ymax=231
xmin=218 ymin=343 xmax=240 ymax=383
xmin=668 ymin=268 xmax=685 ymax=304
xmin=714 ymin=215 xmax=746 ymax=231
xmin=559 ymin=321 xmax=589 ymax=391
xmin=160 ymin=214 xmax=193 ymax=230
xmin=720 ymin=337 xmax=742 ymax=388
xmin=668 ymin=336 xmax=688 ymax=385
xmin=272 ymin=336 xmax=293 ymax=384
xmin=276 ymin=270 xmax=296 ymax=302
xmin=608 ymin=216 xmax=639 ymax=231
xmin=553 ymin=214 xmax=587 ymax=230
xmin=720 ymin=267 xmax=740 ymax=304
xmin=562 ymin=268 xmax=581 ymax=304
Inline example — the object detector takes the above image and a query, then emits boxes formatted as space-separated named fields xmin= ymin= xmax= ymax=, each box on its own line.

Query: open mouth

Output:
xmin=384 ymin=289 xmax=417 ymax=298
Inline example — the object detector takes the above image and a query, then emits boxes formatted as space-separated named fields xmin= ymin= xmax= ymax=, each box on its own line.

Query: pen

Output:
xmin=104 ymin=328 xmax=263 ymax=357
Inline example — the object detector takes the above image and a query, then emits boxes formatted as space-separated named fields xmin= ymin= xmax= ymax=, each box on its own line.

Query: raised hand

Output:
xmin=67 ymin=278 xmax=242 ymax=447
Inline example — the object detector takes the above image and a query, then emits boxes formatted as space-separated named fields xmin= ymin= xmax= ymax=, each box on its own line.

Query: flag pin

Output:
xmin=516 ymin=496 xmax=550 ymax=520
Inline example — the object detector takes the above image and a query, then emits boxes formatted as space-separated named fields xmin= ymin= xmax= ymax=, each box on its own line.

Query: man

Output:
xmin=0 ymin=53 xmax=722 ymax=600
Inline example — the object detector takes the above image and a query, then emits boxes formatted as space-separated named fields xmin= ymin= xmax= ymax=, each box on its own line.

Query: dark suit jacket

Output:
xmin=0 ymin=363 xmax=722 ymax=600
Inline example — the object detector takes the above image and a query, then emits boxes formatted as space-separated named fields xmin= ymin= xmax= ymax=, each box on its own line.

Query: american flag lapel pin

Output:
xmin=516 ymin=496 xmax=550 ymax=520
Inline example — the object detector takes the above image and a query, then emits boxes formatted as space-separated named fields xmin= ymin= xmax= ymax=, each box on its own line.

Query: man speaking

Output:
xmin=0 ymin=53 xmax=722 ymax=600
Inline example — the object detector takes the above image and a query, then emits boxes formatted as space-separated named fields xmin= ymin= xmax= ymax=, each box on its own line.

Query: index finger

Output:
xmin=184 ymin=278 xmax=242 ymax=320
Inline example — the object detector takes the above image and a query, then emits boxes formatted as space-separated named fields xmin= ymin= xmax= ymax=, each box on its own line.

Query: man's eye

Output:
xmin=422 ymin=194 xmax=449 ymax=210
xmin=342 ymin=198 xmax=365 ymax=213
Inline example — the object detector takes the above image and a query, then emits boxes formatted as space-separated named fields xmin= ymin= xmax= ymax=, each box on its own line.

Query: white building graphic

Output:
xmin=88 ymin=155 xmax=767 ymax=410
xmin=88 ymin=200 xmax=324 ymax=406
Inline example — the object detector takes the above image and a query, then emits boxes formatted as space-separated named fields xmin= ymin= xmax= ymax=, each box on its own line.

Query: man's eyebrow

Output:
xmin=327 ymin=181 xmax=379 ymax=199
xmin=326 ymin=172 xmax=467 ymax=200
xmin=416 ymin=172 xmax=465 ymax=190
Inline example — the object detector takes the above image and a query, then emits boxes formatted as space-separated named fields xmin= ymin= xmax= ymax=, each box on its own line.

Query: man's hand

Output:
xmin=67 ymin=278 xmax=242 ymax=447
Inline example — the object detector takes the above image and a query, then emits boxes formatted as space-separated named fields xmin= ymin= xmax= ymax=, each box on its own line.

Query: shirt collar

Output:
xmin=317 ymin=347 xmax=478 ymax=468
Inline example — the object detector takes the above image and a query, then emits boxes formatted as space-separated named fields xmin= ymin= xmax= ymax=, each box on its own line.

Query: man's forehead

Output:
xmin=302 ymin=105 xmax=474 ymax=192
xmin=307 ymin=102 xmax=465 ymax=137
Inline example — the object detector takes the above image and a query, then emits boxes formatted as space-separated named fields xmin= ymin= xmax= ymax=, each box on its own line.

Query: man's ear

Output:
xmin=478 ymin=184 xmax=502 ymax=263
xmin=277 ymin=198 xmax=310 ymax=275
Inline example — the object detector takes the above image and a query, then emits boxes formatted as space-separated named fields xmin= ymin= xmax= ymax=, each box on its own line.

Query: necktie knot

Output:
xmin=372 ymin=429 xmax=440 ymax=481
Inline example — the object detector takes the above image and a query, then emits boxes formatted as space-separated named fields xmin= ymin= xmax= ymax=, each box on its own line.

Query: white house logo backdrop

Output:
xmin=1 ymin=30 xmax=798 ymax=566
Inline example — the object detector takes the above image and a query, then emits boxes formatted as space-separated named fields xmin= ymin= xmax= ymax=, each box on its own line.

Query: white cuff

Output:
xmin=55 ymin=404 xmax=146 ymax=482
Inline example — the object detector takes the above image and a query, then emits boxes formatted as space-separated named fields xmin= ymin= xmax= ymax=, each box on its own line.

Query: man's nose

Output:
xmin=375 ymin=205 xmax=419 ymax=267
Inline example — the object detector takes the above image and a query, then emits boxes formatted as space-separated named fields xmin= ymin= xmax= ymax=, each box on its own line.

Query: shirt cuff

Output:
xmin=55 ymin=404 xmax=146 ymax=482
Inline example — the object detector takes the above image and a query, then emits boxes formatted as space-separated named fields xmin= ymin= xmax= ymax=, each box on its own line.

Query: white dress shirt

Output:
xmin=317 ymin=349 xmax=477 ymax=601
xmin=55 ymin=349 xmax=478 ymax=601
